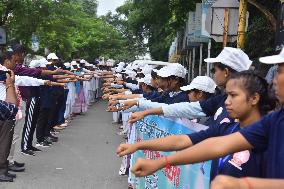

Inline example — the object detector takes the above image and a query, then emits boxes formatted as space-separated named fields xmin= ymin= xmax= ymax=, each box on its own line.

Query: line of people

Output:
xmin=102 ymin=47 xmax=284 ymax=189
xmin=0 ymin=44 xmax=111 ymax=182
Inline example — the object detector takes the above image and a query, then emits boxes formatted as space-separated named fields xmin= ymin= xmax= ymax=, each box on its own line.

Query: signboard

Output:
xmin=276 ymin=2 xmax=284 ymax=51
xmin=0 ymin=27 xmax=7 ymax=45
xmin=187 ymin=12 xmax=202 ymax=47
xmin=31 ymin=33 xmax=39 ymax=52
xmin=130 ymin=115 xmax=211 ymax=189
xmin=194 ymin=3 xmax=210 ymax=43
xmin=202 ymin=0 xmax=217 ymax=37
xmin=204 ymin=0 xmax=248 ymax=43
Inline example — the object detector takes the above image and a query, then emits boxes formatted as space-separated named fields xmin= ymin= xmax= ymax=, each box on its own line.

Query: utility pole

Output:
xmin=237 ymin=0 xmax=248 ymax=49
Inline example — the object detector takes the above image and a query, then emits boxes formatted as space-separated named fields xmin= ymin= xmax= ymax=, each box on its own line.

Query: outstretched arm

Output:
xmin=211 ymin=175 xmax=284 ymax=189
xmin=131 ymin=132 xmax=253 ymax=177
xmin=117 ymin=135 xmax=192 ymax=157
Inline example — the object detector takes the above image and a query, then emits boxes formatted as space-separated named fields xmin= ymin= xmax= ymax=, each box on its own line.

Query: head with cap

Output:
xmin=29 ymin=60 xmax=41 ymax=68
xmin=138 ymin=74 xmax=155 ymax=93
xmin=71 ymin=60 xmax=80 ymax=71
xmin=205 ymin=47 xmax=252 ymax=88
xmin=11 ymin=44 xmax=26 ymax=65
xmin=259 ymin=48 xmax=284 ymax=103
xmin=181 ymin=76 xmax=216 ymax=102
xmin=150 ymin=66 xmax=163 ymax=88
xmin=156 ymin=63 xmax=187 ymax=91
xmin=47 ymin=53 xmax=59 ymax=65
xmin=64 ymin=62 xmax=71 ymax=70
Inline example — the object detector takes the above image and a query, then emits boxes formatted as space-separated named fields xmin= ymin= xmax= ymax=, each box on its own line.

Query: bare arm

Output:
xmin=211 ymin=175 xmax=284 ymax=189
xmin=128 ymin=108 xmax=163 ymax=123
xmin=168 ymin=133 xmax=252 ymax=166
xmin=5 ymin=71 xmax=17 ymax=104
xmin=110 ymin=94 xmax=141 ymax=100
xmin=131 ymin=133 xmax=253 ymax=177
xmin=117 ymin=135 xmax=192 ymax=157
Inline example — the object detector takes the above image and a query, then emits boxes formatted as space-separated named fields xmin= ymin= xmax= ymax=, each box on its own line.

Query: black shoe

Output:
xmin=0 ymin=174 xmax=13 ymax=182
xmin=46 ymin=136 xmax=57 ymax=143
xmin=36 ymin=141 xmax=51 ymax=148
xmin=8 ymin=164 xmax=25 ymax=172
xmin=13 ymin=161 xmax=25 ymax=168
xmin=44 ymin=138 xmax=53 ymax=145
xmin=28 ymin=146 xmax=42 ymax=152
xmin=49 ymin=134 xmax=58 ymax=140
xmin=6 ymin=172 xmax=16 ymax=178
xmin=21 ymin=150 xmax=35 ymax=156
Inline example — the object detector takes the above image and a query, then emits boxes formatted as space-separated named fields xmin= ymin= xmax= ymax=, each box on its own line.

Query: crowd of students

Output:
xmin=102 ymin=47 xmax=284 ymax=189
xmin=0 ymin=44 xmax=113 ymax=182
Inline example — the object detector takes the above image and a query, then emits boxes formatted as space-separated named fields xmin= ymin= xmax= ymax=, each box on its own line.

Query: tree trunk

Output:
xmin=248 ymin=0 xmax=277 ymax=32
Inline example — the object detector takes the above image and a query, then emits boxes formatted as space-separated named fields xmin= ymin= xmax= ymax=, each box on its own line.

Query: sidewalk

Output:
xmin=0 ymin=101 xmax=128 ymax=189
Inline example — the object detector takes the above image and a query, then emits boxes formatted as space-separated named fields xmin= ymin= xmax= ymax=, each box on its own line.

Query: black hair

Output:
xmin=229 ymin=70 xmax=276 ymax=115
xmin=190 ymin=89 xmax=214 ymax=100
xmin=166 ymin=75 xmax=186 ymax=86
xmin=151 ymin=70 xmax=158 ymax=79
xmin=0 ymin=51 xmax=13 ymax=65
xmin=213 ymin=62 xmax=237 ymax=74
xmin=11 ymin=44 xmax=26 ymax=54
xmin=151 ymin=66 xmax=163 ymax=79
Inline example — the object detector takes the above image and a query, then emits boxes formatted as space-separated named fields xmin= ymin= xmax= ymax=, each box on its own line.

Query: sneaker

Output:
xmin=49 ymin=134 xmax=58 ymax=140
xmin=44 ymin=138 xmax=53 ymax=145
xmin=21 ymin=150 xmax=35 ymax=156
xmin=36 ymin=141 xmax=50 ymax=148
xmin=50 ymin=130 xmax=60 ymax=135
xmin=46 ymin=136 xmax=58 ymax=143
xmin=13 ymin=161 xmax=25 ymax=168
xmin=28 ymin=146 xmax=42 ymax=152
xmin=117 ymin=130 xmax=127 ymax=136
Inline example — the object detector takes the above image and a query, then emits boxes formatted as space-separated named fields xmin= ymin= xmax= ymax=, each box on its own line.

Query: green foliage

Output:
xmin=0 ymin=0 xmax=131 ymax=61
xmin=112 ymin=0 xmax=199 ymax=61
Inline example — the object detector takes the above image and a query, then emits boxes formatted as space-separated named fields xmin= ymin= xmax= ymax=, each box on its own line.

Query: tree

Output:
xmin=0 ymin=0 xmax=132 ymax=61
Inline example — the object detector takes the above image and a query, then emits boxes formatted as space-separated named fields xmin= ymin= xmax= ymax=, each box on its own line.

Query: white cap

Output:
xmin=181 ymin=76 xmax=217 ymax=93
xmin=71 ymin=61 xmax=77 ymax=66
xmin=115 ymin=73 xmax=122 ymax=79
xmin=139 ymin=65 xmax=153 ymax=75
xmin=138 ymin=61 xmax=146 ymax=68
xmin=118 ymin=62 xmax=125 ymax=67
xmin=127 ymin=70 xmax=137 ymax=78
xmin=115 ymin=66 xmax=124 ymax=73
xmin=143 ymin=74 xmax=152 ymax=86
xmin=47 ymin=53 xmax=59 ymax=60
xmin=39 ymin=58 xmax=48 ymax=67
xmin=64 ymin=62 xmax=71 ymax=68
xmin=204 ymin=47 xmax=252 ymax=72
xmin=29 ymin=60 xmax=41 ymax=68
xmin=80 ymin=59 xmax=86 ymax=64
xmin=259 ymin=48 xmax=284 ymax=64
xmin=157 ymin=63 xmax=187 ymax=78
xmin=138 ymin=74 xmax=152 ymax=86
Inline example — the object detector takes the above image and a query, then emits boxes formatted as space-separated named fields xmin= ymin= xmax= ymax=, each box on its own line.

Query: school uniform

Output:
xmin=20 ymin=86 xmax=41 ymax=151
xmin=240 ymin=108 xmax=284 ymax=178
xmin=14 ymin=64 xmax=44 ymax=152
xmin=47 ymin=65 xmax=65 ymax=128
xmin=151 ymin=91 xmax=189 ymax=104
xmin=162 ymin=94 xmax=232 ymax=126
xmin=187 ymin=122 xmax=266 ymax=181
xmin=36 ymin=76 xmax=53 ymax=143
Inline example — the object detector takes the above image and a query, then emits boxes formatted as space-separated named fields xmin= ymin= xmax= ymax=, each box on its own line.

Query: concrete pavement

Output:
xmin=0 ymin=101 xmax=128 ymax=189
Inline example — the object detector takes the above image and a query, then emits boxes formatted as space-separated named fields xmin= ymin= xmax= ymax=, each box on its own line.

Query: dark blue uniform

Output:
xmin=240 ymin=109 xmax=284 ymax=178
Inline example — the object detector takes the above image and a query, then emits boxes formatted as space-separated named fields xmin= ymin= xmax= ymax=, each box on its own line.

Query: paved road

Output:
xmin=0 ymin=101 xmax=128 ymax=189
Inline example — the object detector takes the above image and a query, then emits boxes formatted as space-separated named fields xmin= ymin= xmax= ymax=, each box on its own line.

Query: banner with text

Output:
xmin=130 ymin=115 xmax=211 ymax=189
